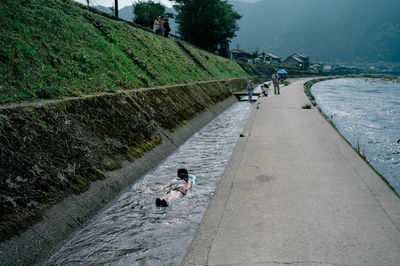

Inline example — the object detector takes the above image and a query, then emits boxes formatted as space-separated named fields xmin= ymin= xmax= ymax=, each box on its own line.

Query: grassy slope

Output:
xmin=0 ymin=0 xmax=248 ymax=104
xmin=182 ymin=43 xmax=247 ymax=79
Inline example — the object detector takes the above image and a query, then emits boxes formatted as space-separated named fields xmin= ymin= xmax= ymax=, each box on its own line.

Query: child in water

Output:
xmin=155 ymin=168 xmax=197 ymax=207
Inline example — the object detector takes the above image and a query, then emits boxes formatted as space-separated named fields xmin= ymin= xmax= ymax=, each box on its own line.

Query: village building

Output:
xmin=230 ymin=49 xmax=253 ymax=62
xmin=283 ymin=53 xmax=310 ymax=69
xmin=212 ymin=41 xmax=230 ymax=58
xmin=310 ymin=63 xmax=323 ymax=72
xmin=333 ymin=65 xmax=362 ymax=75
xmin=321 ymin=65 xmax=333 ymax=74
xmin=256 ymin=52 xmax=281 ymax=64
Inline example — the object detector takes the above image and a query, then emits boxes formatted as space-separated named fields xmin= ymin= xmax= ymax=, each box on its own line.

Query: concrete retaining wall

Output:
xmin=0 ymin=77 xmax=249 ymax=265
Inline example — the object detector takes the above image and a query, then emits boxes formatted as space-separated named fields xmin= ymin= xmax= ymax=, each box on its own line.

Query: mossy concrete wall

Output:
xmin=0 ymin=77 xmax=250 ymax=266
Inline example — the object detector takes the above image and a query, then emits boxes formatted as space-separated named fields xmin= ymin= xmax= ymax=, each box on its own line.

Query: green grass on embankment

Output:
xmin=0 ymin=0 xmax=248 ymax=104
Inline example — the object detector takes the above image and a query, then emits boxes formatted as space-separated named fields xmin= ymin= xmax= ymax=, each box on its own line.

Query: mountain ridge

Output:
xmin=229 ymin=0 xmax=400 ymax=62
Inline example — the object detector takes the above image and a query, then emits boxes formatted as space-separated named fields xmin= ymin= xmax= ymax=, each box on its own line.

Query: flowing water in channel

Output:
xmin=44 ymin=101 xmax=253 ymax=265
xmin=311 ymin=78 xmax=400 ymax=195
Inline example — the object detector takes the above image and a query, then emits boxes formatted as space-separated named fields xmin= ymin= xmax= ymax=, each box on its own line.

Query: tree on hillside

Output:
xmin=174 ymin=0 xmax=241 ymax=51
xmin=252 ymin=48 xmax=259 ymax=58
xmin=133 ymin=1 xmax=172 ymax=28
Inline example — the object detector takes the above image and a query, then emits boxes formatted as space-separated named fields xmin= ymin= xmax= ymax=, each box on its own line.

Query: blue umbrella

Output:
xmin=277 ymin=69 xmax=288 ymax=75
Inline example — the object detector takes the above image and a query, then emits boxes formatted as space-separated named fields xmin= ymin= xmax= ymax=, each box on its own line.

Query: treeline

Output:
xmin=132 ymin=0 xmax=241 ymax=52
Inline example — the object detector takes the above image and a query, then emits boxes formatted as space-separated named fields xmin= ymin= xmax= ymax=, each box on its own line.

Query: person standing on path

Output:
xmin=163 ymin=18 xmax=171 ymax=38
xmin=153 ymin=16 xmax=164 ymax=36
xmin=247 ymin=80 xmax=255 ymax=101
xmin=157 ymin=16 xmax=164 ymax=36
xmin=272 ymin=71 xmax=280 ymax=94
xmin=153 ymin=16 xmax=160 ymax=34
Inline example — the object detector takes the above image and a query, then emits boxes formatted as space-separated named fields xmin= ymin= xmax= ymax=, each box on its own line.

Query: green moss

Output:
xmin=79 ymin=167 xmax=106 ymax=182
xmin=68 ymin=181 xmax=89 ymax=194
xmin=127 ymin=137 xmax=162 ymax=162
xmin=0 ymin=209 xmax=42 ymax=242
xmin=102 ymin=160 xmax=123 ymax=171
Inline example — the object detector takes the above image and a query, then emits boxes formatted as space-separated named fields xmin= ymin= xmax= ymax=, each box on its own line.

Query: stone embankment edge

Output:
xmin=304 ymin=77 xmax=400 ymax=197
xmin=0 ymin=77 xmax=250 ymax=266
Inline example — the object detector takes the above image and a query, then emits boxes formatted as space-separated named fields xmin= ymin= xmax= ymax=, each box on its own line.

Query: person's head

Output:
xmin=177 ymin=168 xmax=189 ymax=182
xmin=248 ymin=79 xmax=253 ymax=84
xmin=261 ymin=85 xmax=263 ymax=88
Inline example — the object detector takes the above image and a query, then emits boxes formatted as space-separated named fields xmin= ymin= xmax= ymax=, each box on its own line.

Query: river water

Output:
xmin=44 ymin=101 xmax=253 ymax=265
xmin=311 ymin=78 xmax=400 ymax=195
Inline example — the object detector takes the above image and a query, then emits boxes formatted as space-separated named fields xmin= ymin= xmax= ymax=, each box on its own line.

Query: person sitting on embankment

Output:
xmin=156 ymin=168 xmax=197 ymax=207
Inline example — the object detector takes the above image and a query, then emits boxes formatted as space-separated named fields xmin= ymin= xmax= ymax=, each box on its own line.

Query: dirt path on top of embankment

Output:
xmin=0 ymin=77 xmax=251 ymax=110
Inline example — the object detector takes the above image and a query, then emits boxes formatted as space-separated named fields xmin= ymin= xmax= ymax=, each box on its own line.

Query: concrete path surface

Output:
xmin=183 ymin=79 xmax=400 ymax=266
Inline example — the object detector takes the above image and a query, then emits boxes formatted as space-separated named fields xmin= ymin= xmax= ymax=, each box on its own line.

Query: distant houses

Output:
xmin=230 ymin=50 xmax=282 ymax=64
xmin=310 ymin=63 xmax=323 ymax=72
xmin=230 ymin=49 xmax=253 ymax=62
xmin=321 ymin=65 xmax=363 ymax=75
xmin=259 ymin=52 xmax=281 ymax=64
xmin=334 ymin=65 xmax=362 ymax=75
xmin=229 ymin=49 xmax=368 ymax=75
xmin=283 ymin=53 xmax=310 ymax=69
xmin=212 ymin=41 xmax=230 ymax=58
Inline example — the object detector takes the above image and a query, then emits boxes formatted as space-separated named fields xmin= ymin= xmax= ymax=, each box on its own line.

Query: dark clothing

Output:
xmin=163 ymin=21 xmax=171 ymax=37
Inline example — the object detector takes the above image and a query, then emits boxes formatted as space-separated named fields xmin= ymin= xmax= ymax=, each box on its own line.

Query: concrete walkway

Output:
xmin=183 ymin=79 xmax=400 ymax=266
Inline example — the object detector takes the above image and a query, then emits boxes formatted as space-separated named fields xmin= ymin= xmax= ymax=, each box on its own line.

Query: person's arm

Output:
xmin=182 ymin=180 xmax=192 ymax=194
xmin=162 ymin=183 xmax=172 ymax=190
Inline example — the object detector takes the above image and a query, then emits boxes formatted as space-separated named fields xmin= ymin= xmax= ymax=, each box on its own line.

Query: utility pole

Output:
xmin=114 ymin=0 xmax=118 ymax=17
xmin=86 ymin=0 xmax=89 ymax=7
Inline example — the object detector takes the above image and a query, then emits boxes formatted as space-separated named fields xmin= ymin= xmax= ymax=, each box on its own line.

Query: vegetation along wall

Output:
xmin=0 ymin=0 xmax=252 ymax=265
xmin=0 ymin=0 xmax=248 ymax=104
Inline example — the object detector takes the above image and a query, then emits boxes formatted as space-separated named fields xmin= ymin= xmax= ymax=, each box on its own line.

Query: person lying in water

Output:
xmin=156 ymin=168 xmax=197 ymax=207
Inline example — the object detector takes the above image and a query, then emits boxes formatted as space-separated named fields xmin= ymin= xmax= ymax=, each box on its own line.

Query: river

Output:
xmin=44 ymin=101 xmax=253 ymax=265
xmin=311 ymin=78 xmax=400 ymax=195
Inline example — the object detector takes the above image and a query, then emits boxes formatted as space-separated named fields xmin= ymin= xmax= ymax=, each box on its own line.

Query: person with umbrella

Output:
xmin=277 ymin=69 xmax=288 ymax=80
xmin=271 ymin=70 xmax=280 ymax=95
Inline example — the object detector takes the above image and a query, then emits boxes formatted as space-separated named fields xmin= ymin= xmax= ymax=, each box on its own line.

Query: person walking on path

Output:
xmin=163 ymin=18 xmax=171 ymax=38
xmin=247 ymin=80 xmax=255 ymax=101
xmin=272 ymin=71 xmax=280 ymax=94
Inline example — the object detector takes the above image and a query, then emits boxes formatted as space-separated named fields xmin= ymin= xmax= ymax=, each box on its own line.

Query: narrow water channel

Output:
xmin=44 ymin=101 xmax=253 ymax=265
